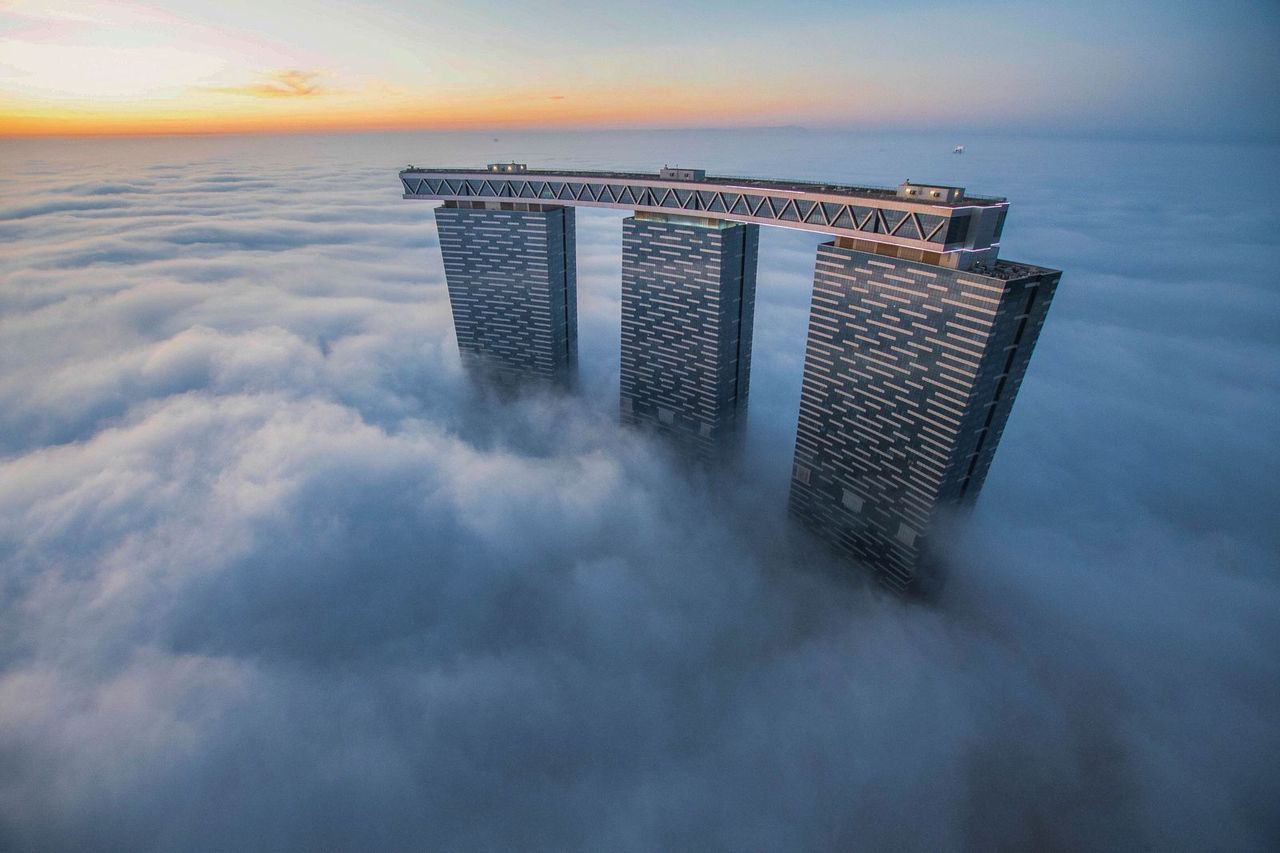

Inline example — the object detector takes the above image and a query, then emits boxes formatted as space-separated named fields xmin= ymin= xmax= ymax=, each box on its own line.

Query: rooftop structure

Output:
xmin=897 ymin=181 xmax=965 ymax=203
xmin=659 ymin=165 xmax=706 ymax=181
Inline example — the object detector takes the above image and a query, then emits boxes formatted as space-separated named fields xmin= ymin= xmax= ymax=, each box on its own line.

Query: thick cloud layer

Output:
xmin=1 ymin=131 xmax=1278 ymax=851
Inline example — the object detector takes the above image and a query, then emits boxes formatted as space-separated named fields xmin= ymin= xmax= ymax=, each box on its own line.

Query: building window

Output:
xmin=841 ymin=489 xmax=864 ymax=512
xmin=896 ymin=523 xmax=918 ymax=548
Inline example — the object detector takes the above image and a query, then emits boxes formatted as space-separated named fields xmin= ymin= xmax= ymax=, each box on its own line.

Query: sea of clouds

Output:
xmin=1 ymin=130 xmax=1277 ymax=851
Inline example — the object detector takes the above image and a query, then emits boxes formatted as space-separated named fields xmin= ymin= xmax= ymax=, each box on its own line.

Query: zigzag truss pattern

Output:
xmin=400 ymin=175 xmax=959 ymax=245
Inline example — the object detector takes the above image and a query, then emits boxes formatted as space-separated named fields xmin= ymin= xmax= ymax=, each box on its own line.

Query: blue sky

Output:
xmin=1 ymin=0 xmax=1276 ymax=136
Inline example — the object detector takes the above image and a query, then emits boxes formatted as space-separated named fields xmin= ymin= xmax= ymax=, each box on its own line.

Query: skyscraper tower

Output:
xmin=789 ymin=216 xmax=1059 ymax=591
xmin=619 ymin=212 xmax=758 ymax=459
xmin=434 ymin=199 xmax=577 ymax=387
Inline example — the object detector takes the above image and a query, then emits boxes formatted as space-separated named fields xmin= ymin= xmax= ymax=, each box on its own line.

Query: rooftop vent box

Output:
xmin=487 ymin=162 xmax=527 ymax=173
xmin=660 ymin=166 xmax=706 ymax=181
xmin=897 ymin=181 xmax=964 ymax=203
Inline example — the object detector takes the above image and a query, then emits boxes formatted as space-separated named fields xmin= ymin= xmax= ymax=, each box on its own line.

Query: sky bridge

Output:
xmin=401 ymin=164 xmax=1008 ymax=271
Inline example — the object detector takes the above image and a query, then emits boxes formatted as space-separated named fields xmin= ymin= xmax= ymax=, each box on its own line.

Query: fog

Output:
xmin=1 ymin=130 xmax=1277 ymax=851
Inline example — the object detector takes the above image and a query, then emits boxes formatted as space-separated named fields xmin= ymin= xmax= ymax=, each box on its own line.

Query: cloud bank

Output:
xmin=0 ymin=131 xmax=1277 ymax=851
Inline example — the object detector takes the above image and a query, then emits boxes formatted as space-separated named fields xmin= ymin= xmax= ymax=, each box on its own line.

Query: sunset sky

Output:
xmin=1 ymin=0 xmax=1277 ymax=136
xmin=3 ymin=0 xmax=1280 ymax=846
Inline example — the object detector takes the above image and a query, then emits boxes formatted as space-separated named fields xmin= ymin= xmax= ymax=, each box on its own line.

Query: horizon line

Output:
xmin=3 ymin=123 xmax=1276 ymax=145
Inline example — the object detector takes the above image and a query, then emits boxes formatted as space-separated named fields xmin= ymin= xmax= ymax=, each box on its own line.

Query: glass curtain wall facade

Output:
xmin=789 ymin=241 xmax=1060 ymax=590
xmin=619 ymin=213 xmax=759 ymax=460
xmin=434 ymin=201 xmax=578 ymax=387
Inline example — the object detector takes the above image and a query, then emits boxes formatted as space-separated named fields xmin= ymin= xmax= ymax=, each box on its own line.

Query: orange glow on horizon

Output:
xmin=0 ymin=84 xmax=820 ymax=137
